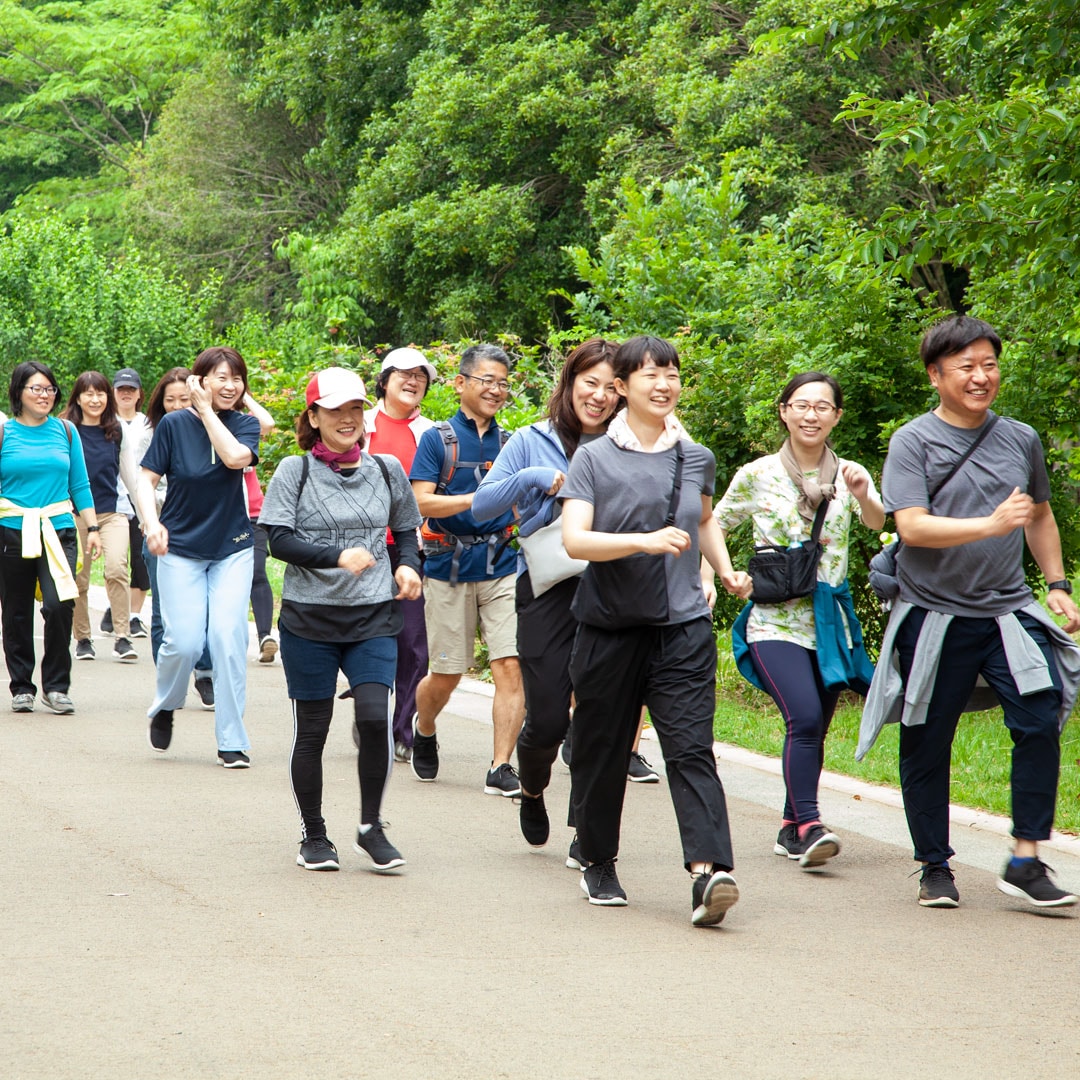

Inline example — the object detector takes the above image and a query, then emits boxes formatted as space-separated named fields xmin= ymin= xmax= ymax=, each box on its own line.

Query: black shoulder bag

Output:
xmin=869 ymin=414 xmax=999 ymax=602
xmin=748 ymin=497 xmax=831 ymax=605
xmin=571 ymin=443 xmax=684 ymax=630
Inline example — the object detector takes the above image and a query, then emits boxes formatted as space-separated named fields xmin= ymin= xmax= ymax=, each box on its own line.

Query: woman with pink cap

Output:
xmin=260 ymin=367 xmax=423 ymax=872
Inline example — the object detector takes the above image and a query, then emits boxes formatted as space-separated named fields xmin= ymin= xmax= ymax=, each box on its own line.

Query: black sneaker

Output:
xmin=627 ymin=751 xmax=660 ymax=783
xmin=691 ymin=869 xmax=740 ymax=926
xmin=410 ymin=715 xmax=439 ymax=781
xmin=148 ymin=709 xmax=173 ymax=752
xmin=997 ymin=858 xmax=1079 ymax=908
xmin=100 ymin=608 xmax=114 ymax=635
xmin=917 ymin=862 xmax=959 ymax=908
xmin=354 ymin=822 xmax=405 ymax=872
xmin=484 ymin=762 xmax=522 ymax=797
xmin=113 ymin=637 xmax=138 ymax=662
xmin=129 ymin=615 xmax=148 ymax=639
xmin=194 ymin=677 xmax=215 ymax=710
xmin=773 ymin=823 xmax=801 ymax=859
xmin=518 ymin=792 xmax=550 ymax=847
xmin=75 ymin=638 xmax=96 ymax=661
xmin=296 ymin=836 xmax=340 ymax=871
xmin=798 ymin=823 xmax=841 ymax=869
xmin=566 ymin=834 xmax=588 ymax=871
xmin=218 ymin=750 xmax=251 ymax=769
xmin=580 ymin=858 xmax=628 ymax=906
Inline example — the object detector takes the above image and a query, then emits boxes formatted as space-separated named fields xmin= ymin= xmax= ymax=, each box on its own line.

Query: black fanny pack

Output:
xmin=748 ymin=498 xmax=829 ymax=604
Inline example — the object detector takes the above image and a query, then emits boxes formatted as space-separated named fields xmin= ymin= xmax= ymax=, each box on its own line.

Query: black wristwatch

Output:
xmin=86 ymin=525 xmax=101 ymax=533
xmin=1047 ymin=579 xmax=1073 ymax=594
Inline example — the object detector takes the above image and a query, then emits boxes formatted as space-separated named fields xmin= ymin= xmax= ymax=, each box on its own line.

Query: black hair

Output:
xmin=612 ymin=335 xmax=680 ymax=383
xmin=777 ymin=372 xmax=843 ymax=430
xmin=8 ymin=361 xmax=60 ymax=417
xmin=919 ymin=315 xmax=1002 ymax=368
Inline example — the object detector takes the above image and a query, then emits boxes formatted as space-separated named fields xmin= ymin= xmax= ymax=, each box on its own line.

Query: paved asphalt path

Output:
xmin=3 ymin=596 xmax=1080 ymax=1078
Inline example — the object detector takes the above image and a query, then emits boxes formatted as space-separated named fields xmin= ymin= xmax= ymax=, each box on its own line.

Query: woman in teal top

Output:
xmin=0 ymin=361 xmax=101 ymax=714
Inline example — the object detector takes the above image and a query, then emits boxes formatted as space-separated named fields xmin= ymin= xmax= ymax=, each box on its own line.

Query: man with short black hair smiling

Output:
xmin=860 ymin=314 xmax=1080 ymax=910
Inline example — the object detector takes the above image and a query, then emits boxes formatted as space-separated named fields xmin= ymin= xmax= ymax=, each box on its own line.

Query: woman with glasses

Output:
xmin=711 ymin=372 xmax=884 ymax=868
xmin=363 ymin=348 xmax=437 ymax=761
xmin=0 ymin=362 xmax=102 ymax=714
xmin=62 ymin=372 xmax=142 ymax=663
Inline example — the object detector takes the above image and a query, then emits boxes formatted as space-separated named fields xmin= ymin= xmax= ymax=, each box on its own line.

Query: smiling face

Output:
xmin=571 ymin=361 xmax=618 ymax=434
xmin=78 ymin=384 xmax=109 ymax=424
xmin=162 ymin=380 xmax=191 ymax=413
xmin=615 ymin=356 xmax=681 ymax=422
xmin=21 ymin=371 xmax=59 ymax=423
xmin=779 ymin=380 xmax=841 ymax=453
xmin=928 ymin=338 xmax=1000 ymax=428
xmin=307 ymin=400 xmax=366 ymax=453
xmin=204 ymin=361 xmax=245 ymax=412
xmin=455 ymin=359 xmax=509 ymax=423
xmin=383 ymin=367 xmax=429 ymax=419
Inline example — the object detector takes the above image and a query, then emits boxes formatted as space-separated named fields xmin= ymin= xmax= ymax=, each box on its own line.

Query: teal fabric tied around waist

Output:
xmin=732 ymin=580 xmax=874 ymax=695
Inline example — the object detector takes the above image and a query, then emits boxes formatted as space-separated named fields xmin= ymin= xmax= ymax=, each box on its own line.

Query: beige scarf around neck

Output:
xmin=778 ymin=438 xmax=838 ymax=524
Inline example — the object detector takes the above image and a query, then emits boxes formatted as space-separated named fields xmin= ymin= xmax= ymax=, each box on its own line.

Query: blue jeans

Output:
xmin=148 ymin=547 xmax=254 ymax=751
xmin=143 ymin=539 xmax=212 ymax=674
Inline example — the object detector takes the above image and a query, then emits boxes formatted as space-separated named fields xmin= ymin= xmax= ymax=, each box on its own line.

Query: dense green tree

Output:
xmin=0 ymin=216 xmax=214 ymax=391
xmin=0 ymin=0 xmax=202 ymax=222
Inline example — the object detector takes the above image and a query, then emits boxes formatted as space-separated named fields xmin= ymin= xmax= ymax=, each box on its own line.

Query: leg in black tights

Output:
xmin=291 ymin=697 xmax=334 ymax=839
xmin=351 ymin=682 xmax=393 ymax=825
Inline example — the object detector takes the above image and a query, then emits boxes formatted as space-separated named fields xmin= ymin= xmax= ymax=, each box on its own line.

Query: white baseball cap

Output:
xmin=305 ymin=367 xmax=372 ymax=410
xmin=380 ymin=347 xmax=438 ymax=384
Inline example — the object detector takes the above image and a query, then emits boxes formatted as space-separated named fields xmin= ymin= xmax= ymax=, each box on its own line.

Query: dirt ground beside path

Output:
xmin=2 ymin=609 xmax=1080 ymax=1079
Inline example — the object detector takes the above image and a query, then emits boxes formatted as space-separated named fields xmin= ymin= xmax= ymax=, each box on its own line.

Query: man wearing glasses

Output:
xmin=409 ymin=344 xmax=525 ymax=796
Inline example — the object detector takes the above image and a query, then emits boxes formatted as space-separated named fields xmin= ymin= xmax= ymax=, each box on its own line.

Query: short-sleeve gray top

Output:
xmin=560 ymin=435 xmax=715 ymax=626
xmin=260 ymin=452 xmax=422 ymax=608
xmin=882 ymin=410 xmax=1050 ymax=617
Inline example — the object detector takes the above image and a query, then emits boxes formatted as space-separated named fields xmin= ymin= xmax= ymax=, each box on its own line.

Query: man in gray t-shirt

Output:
xmin=879 ymin=314 xmax=1080 ymax=910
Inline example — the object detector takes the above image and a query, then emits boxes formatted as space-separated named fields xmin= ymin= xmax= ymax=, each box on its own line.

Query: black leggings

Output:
xmin=290 ymin=683 xmax=392 ymax=840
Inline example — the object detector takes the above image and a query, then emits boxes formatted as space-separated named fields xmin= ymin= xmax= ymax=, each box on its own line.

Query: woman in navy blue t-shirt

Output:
xmin=62 ymin=371 xmax=141 ymax=663
xmin=135 ymin=347 xmax=261 ymax=768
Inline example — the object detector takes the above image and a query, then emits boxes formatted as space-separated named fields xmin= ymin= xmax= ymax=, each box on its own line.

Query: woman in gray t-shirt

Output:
xmin=260 ymin=367 xmax=422 ymax=874
xmin=560 ymin=334 xmax=740 ymax=927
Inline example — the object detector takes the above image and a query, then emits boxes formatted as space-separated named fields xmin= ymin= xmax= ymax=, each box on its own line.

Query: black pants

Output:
xmin=896 ymin=606 xmax=1062 ymax=864
xmin=569 ymin=616 xmax=734 ymax=871
xmin=290 ymin=684 xmax=392 ymax=839
xmin=0 ymin=526 xmax=78 ymax=696
xmin=127 ymin=514 xmax=151 ymax=591
xmin=249 ymin=519 xmax=273 ymax=639
xmin=515 ymin=571 xmax=578 ymax=821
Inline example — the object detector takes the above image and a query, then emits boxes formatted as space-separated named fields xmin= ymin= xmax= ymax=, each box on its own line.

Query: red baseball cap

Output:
xmin=305 ymin=367 xmax=372 ymax=410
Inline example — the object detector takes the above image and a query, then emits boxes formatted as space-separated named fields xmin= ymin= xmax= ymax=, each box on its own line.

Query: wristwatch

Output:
xmin=86 ymin=525 xmax=101 ymax=533
xmin=1046 ymin=579 xmax=1073 ymax=594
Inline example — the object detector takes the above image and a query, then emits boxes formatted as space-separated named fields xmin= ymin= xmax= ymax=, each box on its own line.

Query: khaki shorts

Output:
xmin=423 ymin=574 xmax=518 ymax=674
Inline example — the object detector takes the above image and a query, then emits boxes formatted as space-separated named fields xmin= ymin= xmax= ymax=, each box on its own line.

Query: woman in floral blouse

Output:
xmin=712 ymin=372 xmax=884 ymax=869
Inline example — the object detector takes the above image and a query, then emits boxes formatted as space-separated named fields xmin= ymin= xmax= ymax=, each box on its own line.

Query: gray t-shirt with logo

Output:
xmin=882 ymin=410 xmax=1050 ymax=618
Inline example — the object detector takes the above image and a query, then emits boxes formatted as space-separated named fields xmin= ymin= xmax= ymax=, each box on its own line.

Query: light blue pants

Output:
xmin=148 ymin=547 xmax=254 ymax=752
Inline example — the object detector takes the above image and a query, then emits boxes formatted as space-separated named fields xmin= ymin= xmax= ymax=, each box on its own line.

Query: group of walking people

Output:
xmin=2 ymin=312 xmax=1078 ymax=925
